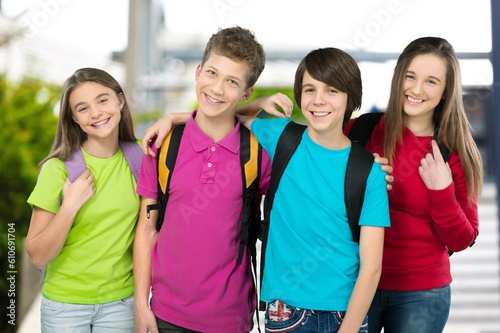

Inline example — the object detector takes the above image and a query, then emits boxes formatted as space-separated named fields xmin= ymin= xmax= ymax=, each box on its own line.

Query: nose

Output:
xmin=313 ymin=91 xmax=326 ymax=104
xmin=410 ymin=80 xmax=424 ymax=95
xmin=210 ymin=78 xmax=224 ymax=96
xmin=90 ymin=106 xmax=103 ymax=118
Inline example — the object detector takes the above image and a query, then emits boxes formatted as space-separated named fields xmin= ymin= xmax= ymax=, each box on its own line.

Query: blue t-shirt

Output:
xmin=251 ymin=118 xmax=390 ymax=311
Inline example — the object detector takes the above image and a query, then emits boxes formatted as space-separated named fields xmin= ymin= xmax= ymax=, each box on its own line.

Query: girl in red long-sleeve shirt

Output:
xmin=346 ymin=37 xmax=483 ymax=333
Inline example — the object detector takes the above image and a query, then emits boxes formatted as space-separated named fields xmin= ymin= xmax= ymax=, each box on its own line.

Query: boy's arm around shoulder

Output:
xmin=133 ymin=196 xmax=160 ymax=333
xmin=237 ymin=93 xmax=293 ymax=118
xmin=141 ymin=112 xmax=192 ymax=156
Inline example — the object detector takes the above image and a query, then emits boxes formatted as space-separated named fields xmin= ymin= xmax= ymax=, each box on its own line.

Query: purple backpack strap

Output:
xmin=119 ymin=140 xmax=143 ymax=181
xmin=64 ymin=148 xmax=87 ymax=183
xmin=64 ymin=141 xmax=142 ymax=182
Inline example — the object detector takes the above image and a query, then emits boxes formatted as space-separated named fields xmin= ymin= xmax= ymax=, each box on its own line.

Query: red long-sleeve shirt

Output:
xmin=346 ymin=116 xmax=479 ymax=290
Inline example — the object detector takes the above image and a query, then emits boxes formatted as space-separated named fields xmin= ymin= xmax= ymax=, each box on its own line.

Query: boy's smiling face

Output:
xmin=195 ymin=52 xmax=253 ymax=121
xmin=300 ymin=70 xmax=348 ymax=136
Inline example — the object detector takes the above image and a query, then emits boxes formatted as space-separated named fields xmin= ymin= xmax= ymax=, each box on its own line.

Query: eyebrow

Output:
xmin=406 ymin=70 xmax=443 ymax=83
xmin=73 ymin=93 xmax=110 ymax=110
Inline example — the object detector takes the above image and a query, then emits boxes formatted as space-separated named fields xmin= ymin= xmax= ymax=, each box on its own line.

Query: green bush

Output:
xmin=0 ymin=75 xmax=60 ymax=333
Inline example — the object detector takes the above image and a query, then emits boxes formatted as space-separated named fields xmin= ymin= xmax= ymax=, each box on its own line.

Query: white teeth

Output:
xmin=93 ymin=119 xmax=109 ymax=127
xmin=407 ymin=96 xmax=423 ymax=103
xmin=207 ymin=95 xmax=222 ymax=103
xmin=312 ymin=111 xmax=330 ymax=117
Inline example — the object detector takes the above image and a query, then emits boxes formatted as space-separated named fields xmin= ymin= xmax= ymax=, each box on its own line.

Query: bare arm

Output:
xmin=25 ymin=169 xmax=95 ymax=269
xmin=134 ymin=197 xmax=160 ymax=333
xmin=338 ymin=226 xmax=384 ymax=333
xmin=141 ymin=112 xmax=192 ymax=156
xmin=141 ymin=94 xmax=293 ymax=156
xmin=237 ymin=93 xmax=293 ymax=118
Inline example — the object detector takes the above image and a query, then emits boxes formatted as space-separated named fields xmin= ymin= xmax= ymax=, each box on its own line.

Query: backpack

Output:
xmin=347 ymin=112 xmax=473 ymax=255
xmin=348 ymin=112 xmax=451 ymax=161
xmin=146 ymin=124 xmax=263 ymax=266
xmin=258 ymin=121 xmax=374 ymax=310
xmin=64 ymin=141 xmax=143 ymax=182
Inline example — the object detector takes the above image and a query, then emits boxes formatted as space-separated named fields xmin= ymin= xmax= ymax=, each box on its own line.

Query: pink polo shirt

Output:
xmin=136 ymin=112 xmax=271 ymax=333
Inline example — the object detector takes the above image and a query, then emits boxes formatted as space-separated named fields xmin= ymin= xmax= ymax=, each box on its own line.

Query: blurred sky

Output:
xmin=2 ymin=0 xmax=493 ymax=55
xmin=1 ymin=0 xmax=494 ymax=111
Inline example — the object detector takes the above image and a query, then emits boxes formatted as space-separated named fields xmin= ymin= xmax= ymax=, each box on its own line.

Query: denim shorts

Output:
xmin=368 ymin=285 xmax=451 ymax=333
xmin=265 ymin=300 xmax=368 ymax=333
xmin=40 ymin=295 xmax=134 ymax=333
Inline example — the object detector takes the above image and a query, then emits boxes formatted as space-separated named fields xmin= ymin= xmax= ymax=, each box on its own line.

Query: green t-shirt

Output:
xmin=27 ymin=147 xmax=139 ymax=304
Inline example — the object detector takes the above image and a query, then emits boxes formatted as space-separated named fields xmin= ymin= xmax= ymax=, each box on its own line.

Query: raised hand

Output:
xmin=418 ymin=140 xmax=453 ymax=190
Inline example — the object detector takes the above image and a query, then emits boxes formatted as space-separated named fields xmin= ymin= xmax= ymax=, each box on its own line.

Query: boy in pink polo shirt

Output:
xmin=133 ymin=26 xmax=291 ymax=333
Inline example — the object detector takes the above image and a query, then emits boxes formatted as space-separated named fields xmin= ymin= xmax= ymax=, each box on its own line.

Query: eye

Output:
xmin=77 ymin=106 xmax=88 ymax=112
xmin=303 ymin=87 xmax=314 ymax=93
xmin=405 ymin=74 xmax=415 ymax=80
xmin=426 ymin=79 xmax=437 ymax=85
xmin=327 ymin=88 xmax=338 ymax=94
xmin=98 ymin=97 xmax=109 ymax=104
xmin=228 ymin=79 xmax=239 ymax=87
xmin=207 ymin=69 xmax=216 ymax=76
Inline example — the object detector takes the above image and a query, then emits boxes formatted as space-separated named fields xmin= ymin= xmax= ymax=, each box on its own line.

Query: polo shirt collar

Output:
xmin=185 ymin=111 xmax=241 ymax=154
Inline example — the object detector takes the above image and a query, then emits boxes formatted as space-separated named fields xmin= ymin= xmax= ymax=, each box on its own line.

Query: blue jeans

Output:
xmin=40 ymin=295 xmax=134 ymax=333
xmin=368 ymin=285 xmax=451 ymax=333
xmin=264 ymin=300 xmax=368 ymax=333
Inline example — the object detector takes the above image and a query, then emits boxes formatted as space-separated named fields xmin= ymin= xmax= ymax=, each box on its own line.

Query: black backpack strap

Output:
xmin=146 ymin=124 xmax=185 ymax=231
xmin=433 ymin=128 xmax=451 ymax=163
xmin=345 ymin=142 xmax=375 ymax=242
xmin=264 ymin=122 xmax=307 ymax=220
xmin=259 ymin=121 xmax=306 ymax=310
xmin=237 ymin=125 xmax=263 ymax=332
xmin=348 ymin=112 xmax=384 ymax=146
xmin=237 ymin=125 xmax=261 ymax=265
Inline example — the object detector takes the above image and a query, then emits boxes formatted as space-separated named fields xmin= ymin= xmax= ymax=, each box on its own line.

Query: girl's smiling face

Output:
xmin=70 ymin=82 xmax=124 ymax=142
xmin=402 ymin=54 xmax=447 ymax=120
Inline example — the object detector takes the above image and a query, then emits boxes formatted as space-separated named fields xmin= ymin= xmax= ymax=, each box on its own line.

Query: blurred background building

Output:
xmin=1 ymin=0 xmax=499 ymax=332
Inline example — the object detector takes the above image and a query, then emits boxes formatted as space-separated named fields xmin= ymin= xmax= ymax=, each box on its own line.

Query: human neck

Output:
xmin=82 ymin=137 xmax=120 ymax=158
xmin=194 ymin=112 xmax=236 ymax=142
xmin=308 ymin=128 xmax=351 ymax=150
xmin=405 ymin=116 xmax=434 ymax=136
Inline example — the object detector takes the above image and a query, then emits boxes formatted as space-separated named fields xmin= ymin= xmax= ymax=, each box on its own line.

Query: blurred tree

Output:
xmin=0 ymin=74 xmax=60 ymax=333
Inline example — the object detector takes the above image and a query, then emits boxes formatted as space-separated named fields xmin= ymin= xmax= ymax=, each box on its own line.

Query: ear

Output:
xmin=118 ymin=92 xmax=125 ymax=110
xmin=240 ymin=87 xmax=254 ymax=102
xmin=195 ymin=64 xmax=202 ymax=79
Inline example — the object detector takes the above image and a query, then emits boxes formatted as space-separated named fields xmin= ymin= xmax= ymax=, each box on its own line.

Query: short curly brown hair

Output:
xmin=201 ymin=26 xmax=266 ymax=89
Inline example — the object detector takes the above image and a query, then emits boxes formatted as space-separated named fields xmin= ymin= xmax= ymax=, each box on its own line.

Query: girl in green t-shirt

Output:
xmin=26 ymin=68 xmax=140 ymax=333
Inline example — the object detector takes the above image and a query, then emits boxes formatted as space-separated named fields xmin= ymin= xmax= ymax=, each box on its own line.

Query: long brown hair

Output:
xmin=40 ymin=68 xmax=136 ymax=167
xmin=384 ymin=37 xmax=483 ymax=199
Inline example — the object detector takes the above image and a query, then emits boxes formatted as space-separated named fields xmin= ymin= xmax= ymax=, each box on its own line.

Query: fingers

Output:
xmin=274 ymin=93 xmax=293 ymax=117
xmin=276 ymin=93 xmax=293 ymax=117
xmin=385 ymin=174 xmax=394 ymax=191
xmin=141 ymin=129 xmax=158 ymax=157
xmin=79 ymin=169 xmax=96 ymax=191
xmin=431 ymin=140 xmax=444 ymax=162
xmin=267 ymin=93 xmax=293 ymax=118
